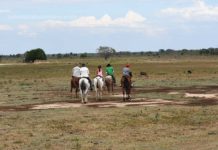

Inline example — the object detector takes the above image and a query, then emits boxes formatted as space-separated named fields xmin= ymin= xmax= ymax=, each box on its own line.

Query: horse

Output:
xmin=93 ymin=76 xmax=104 ymax=100
xmin=105 ymin=75 xmax=114 ymax=94
xmin=79 ymin=78 xmax=90 ymax=104
xmin=121 ymin=76 xmax=131 ymax=101
xmin=70 ymin=76 xmax=80 ymax=98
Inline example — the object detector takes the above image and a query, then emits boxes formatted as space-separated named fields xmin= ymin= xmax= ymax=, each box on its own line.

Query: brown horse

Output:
xmin=121 ymin=76 xmax=131 ymax=101
xmin=105 ymin=75 xmax=114 ymax=94
xmin=70 ymin=76 xmax=80 ymax=98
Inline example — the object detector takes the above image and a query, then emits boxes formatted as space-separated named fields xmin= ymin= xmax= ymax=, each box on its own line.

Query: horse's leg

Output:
xmin=123 ymin=88 xmax=125 ymax=101
xmin=100 ymin=87 xmax=102 ymax=100
xmin=84 ymin=88 xmax=89 ymax=103
xmin=80 ymin=90 xmax=83 ymax=103
xmin=128 ymin=87 xmax=131 ymax=101
xmin=75 ymin=88 xmax=78 ymax=98
xmin=70 ymin=79 xmax=73 ymax=92
xmin=85 ymin=93 xmax=88 ymax=103
xmin=107 ymin=84 xmax=110 ymax=94
xmin=112 ymin=83 xmax=114 ymax=95
xmin=95 ymin=89 xmax=98 ymax=100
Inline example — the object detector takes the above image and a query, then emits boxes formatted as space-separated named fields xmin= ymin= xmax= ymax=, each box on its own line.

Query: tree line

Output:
xmin=1 ymin=47 xmax=218 ymax=63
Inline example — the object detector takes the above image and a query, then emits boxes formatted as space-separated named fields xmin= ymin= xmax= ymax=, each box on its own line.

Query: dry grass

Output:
xmin=0 ymin=56 xmax=218 ymax=149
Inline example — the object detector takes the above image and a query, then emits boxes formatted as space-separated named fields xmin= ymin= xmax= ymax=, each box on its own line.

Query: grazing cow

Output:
xmin=93 ymin=76 xmax=104 ymax=100
xmin=79 ymin=78 xmax=90 ymax=104
xmin=105 ymin=75 xmax=114 ymax=94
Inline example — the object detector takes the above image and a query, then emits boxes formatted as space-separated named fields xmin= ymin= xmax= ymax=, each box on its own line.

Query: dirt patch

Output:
xmin=185 ymin=93 xmax=217 ymax=98
xmin=1 ymin=85 xmax=218 ymax=112
xmin=0 ymin=98 xmax=186 ymax=112
xmin=31 ymin=99 xmax=185 ymax=110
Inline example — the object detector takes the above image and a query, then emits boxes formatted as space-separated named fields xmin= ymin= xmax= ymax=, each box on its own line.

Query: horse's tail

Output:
xmin=97 ymin=78 xmax=100 ymax=89
xmin=81 ymin=80 xmax=86 ymax=94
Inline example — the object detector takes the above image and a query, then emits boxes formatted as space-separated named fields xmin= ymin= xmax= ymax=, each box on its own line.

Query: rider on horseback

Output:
xmin=121 ymin=64 xmax=132 ymax=87
xmin=72 ymin=63 xmax=80 ymax=78
xmin=106 ymin=64 xmax=116 ymax=85
xmin=80 ymin=63 xmax=93 ymax=91
xmin=96 ymin=65 xmax=103 ymax=78
xmin=71 ymin=63 xmax=81 ymax=92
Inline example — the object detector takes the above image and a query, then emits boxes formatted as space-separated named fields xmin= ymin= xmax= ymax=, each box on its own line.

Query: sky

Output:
xmin=0 ymin=0 xmax=218 ymax=55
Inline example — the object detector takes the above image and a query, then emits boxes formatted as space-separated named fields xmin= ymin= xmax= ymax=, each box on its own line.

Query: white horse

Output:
xmin=79 ymin=78 xmax=90 ymax=103
xmin=93 ymin=76 xmax=104 ymax=100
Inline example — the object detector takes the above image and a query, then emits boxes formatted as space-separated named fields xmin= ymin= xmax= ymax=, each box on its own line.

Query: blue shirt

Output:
xmin=123 ymin=67 xmax=131 ymax=76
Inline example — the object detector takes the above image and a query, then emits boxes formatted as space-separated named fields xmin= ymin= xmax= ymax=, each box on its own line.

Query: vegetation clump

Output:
xmin=24 ymin=48 xmax=47 ymax=63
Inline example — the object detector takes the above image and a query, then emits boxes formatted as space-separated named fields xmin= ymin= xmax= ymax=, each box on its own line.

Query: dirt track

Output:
xmin=1 ymin=86 xmax=218 ymax=112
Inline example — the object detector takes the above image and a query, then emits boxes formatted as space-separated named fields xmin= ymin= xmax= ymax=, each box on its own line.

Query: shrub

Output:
xmin=24 ymin=48 xmax=47 ymax=63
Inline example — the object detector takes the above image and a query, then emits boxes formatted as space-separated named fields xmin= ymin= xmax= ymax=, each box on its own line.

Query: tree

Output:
xmin=24 ymin=48 xmax=47 ymax=63
xmin=80 ymin=53 xmax=88 ymax=58
xmin=97 ymin=46 xmax=116 ymax=60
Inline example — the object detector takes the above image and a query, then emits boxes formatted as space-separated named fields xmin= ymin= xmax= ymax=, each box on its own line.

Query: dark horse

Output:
xmin=121 ymin=76 xmax=131 ymax=101
xmin=70 ymin=76 xmax=80 ymax=98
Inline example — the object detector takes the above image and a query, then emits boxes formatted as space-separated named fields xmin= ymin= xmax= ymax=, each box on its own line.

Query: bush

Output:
xmin=24 ymin=48 xmax=47 ymax=63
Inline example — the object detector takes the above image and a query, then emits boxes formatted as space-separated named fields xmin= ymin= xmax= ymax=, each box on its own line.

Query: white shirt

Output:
xmin=80 ymin=67 xmax=89 ymax=77
xmin=72 ymin=66 xmax=80 ymax=77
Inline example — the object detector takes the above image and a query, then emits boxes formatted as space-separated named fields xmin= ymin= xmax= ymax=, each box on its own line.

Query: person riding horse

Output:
xmin=72 ymin=63 xmax=80 ymax=83
xmin=121 ymin=64 xmax=132 ymax=101
xmin=106 ymin=64 xmax=116 ymax=85
xmin=80 ymin=63 xmax=93 ymax=91
xmin=96 ymin=65 xmax=103 ymax=78
xmin=121 ymin=64 xmax=132 ymax=87
xmin=71 ymin=63 xmax=80 ymax=96
xmin=94 ymin=65 xmax=104 ymax=100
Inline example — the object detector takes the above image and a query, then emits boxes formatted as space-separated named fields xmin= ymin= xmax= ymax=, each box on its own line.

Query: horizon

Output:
xmin=1 ymin=0 xmax=218 ymax=55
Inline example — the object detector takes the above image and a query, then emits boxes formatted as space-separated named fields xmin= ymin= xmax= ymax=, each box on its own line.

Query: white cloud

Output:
xmin=17 ymin=24 xmax=37 ymax=37
xmin=161 ymin=0 xmax=218 ymax=21
xmin=0 ymin=24 xmax=13 ymax=31
xmin=40 ymin=10 xmax=165 ymax=36
xmin=41 ymin=11 xmax=146 ymax=28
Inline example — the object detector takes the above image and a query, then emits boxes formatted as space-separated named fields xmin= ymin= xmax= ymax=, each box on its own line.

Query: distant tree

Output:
xmin=159 ymin=49 xmax=165 ymax=53
xmin=24 ymin=48 xmax=47 ymax=63
xmin=97 ymin=46 xmax=116 ymax=60
xmin=80 ymin=53 xmax=88 ymax=58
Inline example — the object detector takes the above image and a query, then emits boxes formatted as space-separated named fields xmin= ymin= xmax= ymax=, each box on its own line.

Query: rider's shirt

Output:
xmin=106 ymin=66 xmax=114 ymax=75
xmin=96 ymin=69 xmax=103 ymax=77
xmin=72 ymin=66 xmax=80 ymax=77
xmin=80 ymin=67 xmax=89 ymax=77
xmin=123 ymin=67 xmax=131 ymax=76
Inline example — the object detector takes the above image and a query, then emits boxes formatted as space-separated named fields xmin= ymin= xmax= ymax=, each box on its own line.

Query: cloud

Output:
xmin=17 ymin=24 xmax=37 ymax=37
xmin=41 ymin=11 xmax=146 ymax=28
xmin=0 ymin=24 xmax=13 ymax=31
xmin=40 ymin=10 xmax=165 ymax=36
xmin=161 ymin=0 xmax=218 ymax=21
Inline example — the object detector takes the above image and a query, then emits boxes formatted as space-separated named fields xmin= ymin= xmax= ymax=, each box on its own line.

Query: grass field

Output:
xmin=0 ymin=56 xmax=218 ymax=150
